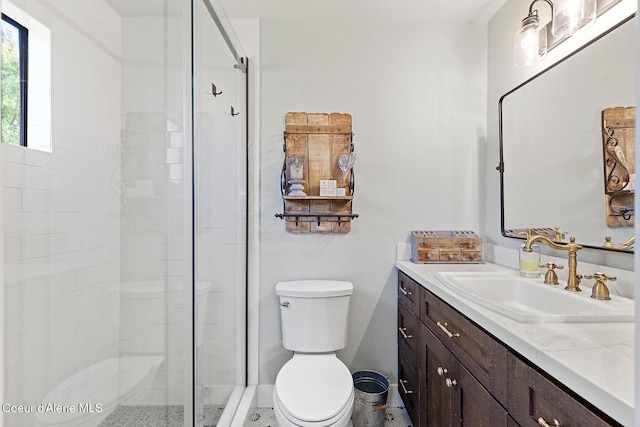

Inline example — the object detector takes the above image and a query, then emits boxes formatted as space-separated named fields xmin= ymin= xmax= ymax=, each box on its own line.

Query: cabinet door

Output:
xmin=421 ymin=324 xmax=452 ymax=427
xmin=422 ymin=324 xmax=509 ymax=427
xmin=507 ymin=353 xmax=621 ymax=427
xmin=449 ymin=359 xmax=509 ymax=427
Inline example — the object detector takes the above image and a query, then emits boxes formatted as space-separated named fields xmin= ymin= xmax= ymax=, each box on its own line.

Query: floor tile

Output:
xmin=243 ymin=406 xmax=413 ymax=427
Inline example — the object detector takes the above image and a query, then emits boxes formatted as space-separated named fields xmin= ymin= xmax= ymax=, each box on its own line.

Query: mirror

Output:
xmin=499 ymin=13 xmax=636 ymax=252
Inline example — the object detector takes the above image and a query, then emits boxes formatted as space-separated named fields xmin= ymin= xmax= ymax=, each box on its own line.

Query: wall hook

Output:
xmin=230 ymin=106 xmax=240 ymax=117
xmin=211 ymin=83 xmax=222 ymax=97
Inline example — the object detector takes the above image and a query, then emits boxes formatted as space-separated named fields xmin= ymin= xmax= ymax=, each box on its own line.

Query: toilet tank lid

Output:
xmin=276 ymin=280 xmax=353 ymax=297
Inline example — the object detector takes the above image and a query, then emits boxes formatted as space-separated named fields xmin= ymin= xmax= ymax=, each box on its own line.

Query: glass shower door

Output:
xmin=193 ymin=0 xmax=248 ymax=425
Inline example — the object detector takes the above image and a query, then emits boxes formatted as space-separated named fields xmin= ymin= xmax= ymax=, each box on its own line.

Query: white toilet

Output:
xmin=274 ymin=280 xmax=355 ymax=427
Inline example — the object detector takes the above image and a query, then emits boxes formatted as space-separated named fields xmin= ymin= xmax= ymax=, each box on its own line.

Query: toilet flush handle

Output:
xmin=281 ymin=301 xmax=290 ymax=308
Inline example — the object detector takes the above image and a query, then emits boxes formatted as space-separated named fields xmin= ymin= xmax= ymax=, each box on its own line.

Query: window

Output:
xmin=1 ymin=13 xmax=28 ymax=147
xmin=1 ymin=1 xmax=51 ymax=152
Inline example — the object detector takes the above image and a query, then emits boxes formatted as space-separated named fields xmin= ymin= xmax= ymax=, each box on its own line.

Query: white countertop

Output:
xmin=396 ymin=260 xmax=634 ymax=427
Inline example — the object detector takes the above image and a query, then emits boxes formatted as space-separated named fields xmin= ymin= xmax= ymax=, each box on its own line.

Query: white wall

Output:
xmin=258 ymin=18 xmax=488 ymax=389
xmin=0 ymin=0 xmax=121 ymax=424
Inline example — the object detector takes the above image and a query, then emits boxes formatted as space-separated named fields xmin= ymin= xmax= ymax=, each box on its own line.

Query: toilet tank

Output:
xmin=276 ymin=280 xmax=353 ymax=352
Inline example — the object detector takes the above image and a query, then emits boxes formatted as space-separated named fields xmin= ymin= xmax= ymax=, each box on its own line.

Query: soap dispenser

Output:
xmin=519 ymin=228 xmax=540 ymax=278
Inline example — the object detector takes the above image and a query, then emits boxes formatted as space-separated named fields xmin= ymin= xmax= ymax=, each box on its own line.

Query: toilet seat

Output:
xmin=274 ymin=354 xmax=354 ymax=426
xmin=274 ymin=387 xmax=354 ymax=427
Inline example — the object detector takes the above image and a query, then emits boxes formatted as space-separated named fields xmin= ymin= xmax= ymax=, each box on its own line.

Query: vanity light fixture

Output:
xmin=514 ymin=0 xmax=552 ymax=67
xmin=514 ymin=0 xmax=622 ymax=67
xmin=552 ymin=0 xmax=596 ymax=38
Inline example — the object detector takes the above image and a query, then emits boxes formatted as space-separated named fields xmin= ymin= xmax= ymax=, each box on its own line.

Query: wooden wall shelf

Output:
xmin=277 ymin=112 xmax=358 ymax=233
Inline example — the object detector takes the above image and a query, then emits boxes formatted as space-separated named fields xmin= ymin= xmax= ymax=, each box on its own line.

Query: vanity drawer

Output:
xmin=398 ymin=352 xmax=420 ymax=425
xmin=420 ymin=288 xmax=508 ymax=405
xmin=398 ymin=271 xmax=420 ymax=314
xmin=507 ymin=353 xmax=621 ymax=427
xmin=398 ymin=299 xmax=420 ymax=358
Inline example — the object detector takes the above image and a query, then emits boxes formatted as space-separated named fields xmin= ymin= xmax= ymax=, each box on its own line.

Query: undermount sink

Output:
xmin=435 ymin=271 xmax=635 ymax=323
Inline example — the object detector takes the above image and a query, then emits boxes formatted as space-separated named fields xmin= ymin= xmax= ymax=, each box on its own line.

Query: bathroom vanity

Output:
xmin=396 ymin=261 xmax=633 ymax=427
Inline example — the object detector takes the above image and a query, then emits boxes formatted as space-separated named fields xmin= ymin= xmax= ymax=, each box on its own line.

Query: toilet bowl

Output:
xmin=274 ymin=280 xmax=354 ymax=427
xmin=273 ymin=354 xmax=354 ymax=427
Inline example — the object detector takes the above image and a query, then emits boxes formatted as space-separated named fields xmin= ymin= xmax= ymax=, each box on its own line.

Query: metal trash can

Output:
xmin=352 ymin=371 xmax=389 ymax=427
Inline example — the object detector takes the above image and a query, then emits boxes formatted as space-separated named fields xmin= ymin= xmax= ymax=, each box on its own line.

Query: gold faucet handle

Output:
xmin=538 ymin=262 xmax=563 ymax=285
xmin=539 ymin=262 xmax=563 ymax=270
xmin=584 ymin=272 xmax=616 ymax=300
xmin=553 ymin=227 xmax=565 ymax=242
xmin=584 ymin=272 xmax=617 ymax=282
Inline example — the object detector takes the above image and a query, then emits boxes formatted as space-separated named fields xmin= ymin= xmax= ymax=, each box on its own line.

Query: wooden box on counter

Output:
xmin=410 ymin=230 xmax=483 ymax=263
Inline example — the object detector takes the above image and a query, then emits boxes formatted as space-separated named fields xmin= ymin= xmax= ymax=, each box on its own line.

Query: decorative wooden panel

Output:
xmin=602 ymin=106 xmax=635 ymax=227
xmin=277 ymin=112 xmax=358 ymax=233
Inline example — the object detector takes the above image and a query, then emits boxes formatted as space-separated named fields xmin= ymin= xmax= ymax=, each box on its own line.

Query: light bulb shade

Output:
xmin=514 ymin=16 xmax=547 ymax=67
xmin=552 ymin=0 xmax=597 ymax=38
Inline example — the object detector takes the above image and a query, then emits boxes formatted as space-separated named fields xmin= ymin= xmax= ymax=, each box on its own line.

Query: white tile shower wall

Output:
xmin=119 ymin=112 xmax=186 ymax=405
xmin=119 ymin=10 xmax=190 ymax=406
xmin=1 ymin=1 xmax=121 ymax=425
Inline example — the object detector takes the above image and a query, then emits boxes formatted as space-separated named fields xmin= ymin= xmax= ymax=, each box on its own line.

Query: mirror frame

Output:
xmin=498 ymin=13 xmax=636 ymax=253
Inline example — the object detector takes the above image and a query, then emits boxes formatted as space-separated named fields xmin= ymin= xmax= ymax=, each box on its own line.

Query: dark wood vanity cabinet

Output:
xmin=397 ymin=270 xmax=621 ymax=427
xmin=507 ymin=353 xmax=619 ymax=427
xmin=421 ymin=323 xmax=509 ymax=426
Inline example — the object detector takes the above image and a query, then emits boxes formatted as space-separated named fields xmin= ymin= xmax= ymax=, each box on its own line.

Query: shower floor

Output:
xmin=98 ymin=405 xmax=224 ymax=427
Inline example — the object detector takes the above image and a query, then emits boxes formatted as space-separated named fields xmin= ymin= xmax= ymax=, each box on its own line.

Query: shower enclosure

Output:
xmin=0 ymin=0 xmax=248 ymax=425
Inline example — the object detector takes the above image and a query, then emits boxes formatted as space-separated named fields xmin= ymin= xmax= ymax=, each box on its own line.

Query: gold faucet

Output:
xmin=523 ymin=235 xmax=583 ymax=292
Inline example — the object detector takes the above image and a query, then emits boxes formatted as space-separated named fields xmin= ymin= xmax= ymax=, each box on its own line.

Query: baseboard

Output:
xmin=256 ymin=384 xmax=274 ymax=408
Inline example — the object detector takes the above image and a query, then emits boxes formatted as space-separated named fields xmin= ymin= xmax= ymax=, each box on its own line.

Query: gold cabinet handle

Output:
xmin=399 ymin=285 xmax=412 ymax=296
xmin=398 ymin=327 xmax=412 ymax=340
xmin=445 ymin=378 xmax=457 ymax=388
xmin=399 ymin=379 xmax=413 ymax=395
xmin=437 ymin=321 xmax=460 ymax=339
xmin=537 ymin=417 xmax=561 ymax=427
xmin=436 ymin=366 xmax=448 ymax=376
